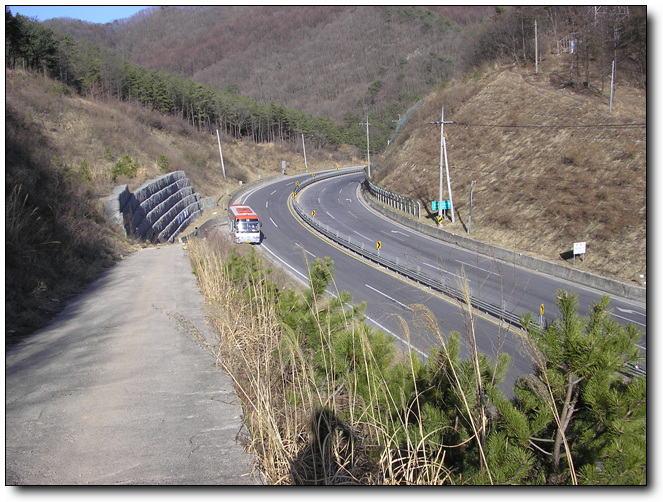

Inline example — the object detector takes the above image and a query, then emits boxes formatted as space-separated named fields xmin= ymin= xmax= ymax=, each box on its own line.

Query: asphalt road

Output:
xmin=238 ymin=172 xmax=532 ymax=392
xmin=5 ymin=244 xmax=256 ymax=485
xmin=237 ymin=168 xmax=646 ymax=392
xmin=300 ymin=172 xmax=647 ymax=334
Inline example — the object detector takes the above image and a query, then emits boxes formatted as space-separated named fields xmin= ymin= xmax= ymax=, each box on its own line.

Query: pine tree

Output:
xmin=512 ymin=291 xmax=646 ymax=484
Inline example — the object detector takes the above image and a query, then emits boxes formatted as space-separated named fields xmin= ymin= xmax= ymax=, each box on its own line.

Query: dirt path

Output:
xmin=5 ymin=244 xmax=256 ymax=485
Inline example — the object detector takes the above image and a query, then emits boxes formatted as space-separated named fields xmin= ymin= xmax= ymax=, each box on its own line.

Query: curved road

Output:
xmin=236 ymin=168 xmax=646 ymax=391
xmin=300 ymin=172 xmax=647 ymax=334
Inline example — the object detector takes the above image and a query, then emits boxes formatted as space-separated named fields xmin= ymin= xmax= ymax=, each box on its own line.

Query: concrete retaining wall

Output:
xmin=361 ymin=183 xmax=645 ymax=303
xmin=104 ymin=171 xmax=204 ymax=243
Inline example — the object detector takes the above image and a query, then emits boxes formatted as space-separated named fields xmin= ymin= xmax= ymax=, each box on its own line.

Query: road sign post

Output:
xmin=573 ymin=241 xmax=586 ymax=265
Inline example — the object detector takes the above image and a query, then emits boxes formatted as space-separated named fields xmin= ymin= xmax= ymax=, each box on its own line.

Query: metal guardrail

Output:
xmin=292 ymin=179 xmax=524 ymax=328
xmin=623 ymin=363 xmax=646 ymax=379
xmin=291 ymin=171 xmax=646 ymax=380
xmin=292 ymin=166 xmax=365 ymax=195
xmin=364 ymin=177 xmax=421 ymax=219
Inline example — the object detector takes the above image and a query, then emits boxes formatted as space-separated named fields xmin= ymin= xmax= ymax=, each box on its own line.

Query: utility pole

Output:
xmin=468 ymin=180 xmax=475 ymax=234
xmin=302 ymin=133 xmax=308 ymax=171
xmin=430 ymin=107 xmax=455 ymax=224
xmin=610 ymin=60 xmax=616 ymax=112
xmin=360 ymin=116 xmax=371 ymax=178
xmin=535 ymin=19 xmax=539 ymax=74
xmin=216 ymin=129 xmax=226 ymax=180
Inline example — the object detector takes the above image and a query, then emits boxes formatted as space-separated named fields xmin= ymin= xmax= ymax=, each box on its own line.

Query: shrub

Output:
xmin=157 ymin=154 xmax=171 ymax=173
xmin=110 ymin=154 xmax=140 ymax=180
xmin=78 ymin=160 xmax=91 ymax=181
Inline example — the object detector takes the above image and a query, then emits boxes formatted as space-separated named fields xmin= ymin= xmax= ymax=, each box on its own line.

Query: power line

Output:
xmin=443 ymin=163 xmax=646 ymax=191
xmin=450 ymin=121 xmax=645 ymax=129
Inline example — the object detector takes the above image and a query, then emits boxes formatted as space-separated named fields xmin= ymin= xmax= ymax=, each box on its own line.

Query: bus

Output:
xmin=228 ymin=204 xmax=261 ymax=244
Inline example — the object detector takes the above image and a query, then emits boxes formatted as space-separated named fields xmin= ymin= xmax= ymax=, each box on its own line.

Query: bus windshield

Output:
xmin=238 ymin=220 xmax=259 ymax=233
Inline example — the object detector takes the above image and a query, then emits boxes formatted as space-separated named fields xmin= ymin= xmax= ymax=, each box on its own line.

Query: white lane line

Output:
xmin=422 ymin=262 xmax=469 ymax=282
xmin=455 ymin=259 xmax=496 ymax=276
xmin=293 ymin=243 xmax=316 ymax=259
xmin=364 ymin=314 xmax=428 ymax=359
xmin=269 ymin=217 xmax=278 ymax=228
xmin=611 ymin=312 xmax=646 ymax=328
xmin=615 ymin=307 xmax=646 ymax=317
xmin=365 ymin=284 xmax=412 ymax=311
xmin=259 ymin=244 xmax=308 ymax=284
xmin=353 ymin=231 xmax=372 ymax=241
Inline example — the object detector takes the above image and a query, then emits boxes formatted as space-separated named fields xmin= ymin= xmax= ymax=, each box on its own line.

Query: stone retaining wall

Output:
xmin=104 ymin=171 xmax=206 ymax=243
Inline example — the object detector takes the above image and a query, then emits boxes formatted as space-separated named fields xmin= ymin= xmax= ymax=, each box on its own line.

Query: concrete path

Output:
xmin=5 ymin=244 xmax=257 ymax=485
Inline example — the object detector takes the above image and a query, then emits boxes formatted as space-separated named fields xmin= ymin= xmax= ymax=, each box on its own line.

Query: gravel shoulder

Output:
xmin=5 ymin=244 xmax=256 ymax=485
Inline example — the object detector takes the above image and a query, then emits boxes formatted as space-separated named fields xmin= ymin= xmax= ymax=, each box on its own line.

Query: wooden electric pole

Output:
xmin=216 ymin=130 xmax=226 ymax=180
xmin=359 ymin=116 xmax=371 ymax=178
xmin=468 ymin=180 xmax=475 ymax=234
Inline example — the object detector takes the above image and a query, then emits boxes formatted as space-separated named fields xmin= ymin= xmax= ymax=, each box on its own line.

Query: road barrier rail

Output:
xmin=291 ymin=170 xmax=646 ymax=380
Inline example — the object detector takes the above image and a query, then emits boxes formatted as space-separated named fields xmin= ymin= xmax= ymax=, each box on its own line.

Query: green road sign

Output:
xmin=433 ymin=200 xmax=450 ymax=211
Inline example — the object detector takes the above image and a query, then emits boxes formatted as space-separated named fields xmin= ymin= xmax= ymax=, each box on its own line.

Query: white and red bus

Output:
xmin=228 ymin=204 xmax=261 ymax=244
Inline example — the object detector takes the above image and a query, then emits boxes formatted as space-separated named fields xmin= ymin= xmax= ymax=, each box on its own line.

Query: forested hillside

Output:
xmin=44 ymin=6 xmax=494 ymax=120
xmin=41 ymin=5 xmax=497 ymax=150
xmin=5 ymin=5 xmax=646 ymax=341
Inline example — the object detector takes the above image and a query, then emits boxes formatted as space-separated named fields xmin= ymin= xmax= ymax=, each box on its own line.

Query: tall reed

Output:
xmin=186 ymin=233 xmax=491 ymax=484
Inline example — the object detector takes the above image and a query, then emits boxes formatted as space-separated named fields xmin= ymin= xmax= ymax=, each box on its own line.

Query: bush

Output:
xmin=110 ymin=154 xmax=140 ymax=180
xmin=157 ymin=154 xmax=171 ymax=173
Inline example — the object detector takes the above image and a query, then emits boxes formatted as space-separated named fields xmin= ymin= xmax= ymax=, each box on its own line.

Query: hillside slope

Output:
xmin=5 ymin=68 xmax=359 ymax=343
xmin=45 ymin=6 xmax=494 ymax=123
xmin=374 ymin=56 xmax=646 ymax=285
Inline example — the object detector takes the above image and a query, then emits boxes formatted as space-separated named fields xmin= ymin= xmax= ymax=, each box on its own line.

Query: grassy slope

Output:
xmin=374 ymin=56 xmax=646 ymax=285
xmin=4 ymin=51 xmax=646 ymax=345
xmin=4 ymin=69 xmax=360 ymax=344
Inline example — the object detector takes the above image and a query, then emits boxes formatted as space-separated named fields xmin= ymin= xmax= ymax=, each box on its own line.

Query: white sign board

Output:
xmin=574 ymin=241 xmax=586 ymax=255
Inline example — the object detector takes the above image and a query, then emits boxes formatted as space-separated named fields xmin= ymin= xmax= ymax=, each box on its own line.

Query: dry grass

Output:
xmin=185 ymin=234 xmax=506 ymax=484
xmin=187 ymin=234 xmax=371 ymax=483
xmin=375 ymin=58 xmax=646 ymax=285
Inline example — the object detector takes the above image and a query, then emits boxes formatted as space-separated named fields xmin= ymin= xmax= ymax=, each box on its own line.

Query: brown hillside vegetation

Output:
xmin=374 ymin=56 xmax=646 ymax=285
xmin=5 ymin=68 xmax=360 ymax=343
xmin=45 ymin=6 xmax=495 ymax=123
